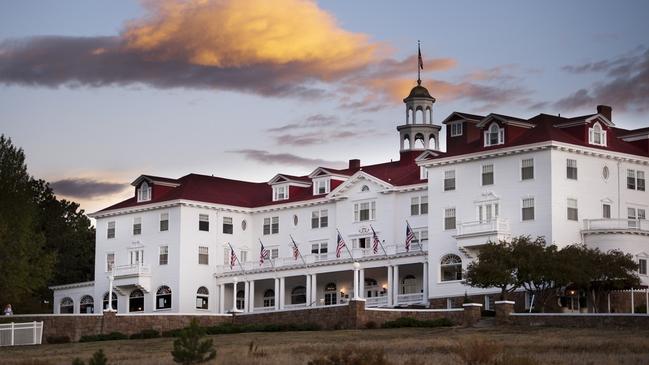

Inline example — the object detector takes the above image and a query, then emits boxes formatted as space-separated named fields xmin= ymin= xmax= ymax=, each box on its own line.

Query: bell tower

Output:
xmin=396 ymin=42 xmax=441 ymax=152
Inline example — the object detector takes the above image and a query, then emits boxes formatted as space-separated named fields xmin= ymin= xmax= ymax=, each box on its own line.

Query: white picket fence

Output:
xmin=0 ymin=321 xmax=43 ymax=346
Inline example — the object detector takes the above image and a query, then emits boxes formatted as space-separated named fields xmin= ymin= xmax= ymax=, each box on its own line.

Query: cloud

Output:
xmin=0 ymin=0 xmax=382 ymax=98
xmin=556 ymin=48 xmax=649 ymax=112
xmin=228 ymin=149 xmax=346 ymax=168
xmin=266 ymin=113 xmax=381 ymax=146
xmin=50 ymin=178 xmax=128 ymax=199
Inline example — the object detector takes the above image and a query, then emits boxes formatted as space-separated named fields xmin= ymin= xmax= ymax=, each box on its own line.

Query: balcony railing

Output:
xmin=396 ymin=293 xmax=424 ymax=305
xmin=365 ymin=296 xmax=388 ymax=308
xmin=456 ymin=218 xmax=510 ymax=237
xmin=583 ymin=219 xmax=649 ymax=233
xmin=112 ymin=264 xmax=151 ymax=278
xmin=216 ymin=242 xmax=427 ymax=274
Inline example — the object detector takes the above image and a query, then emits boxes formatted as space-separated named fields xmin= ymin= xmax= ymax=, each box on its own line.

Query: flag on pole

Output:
xmin=336 ymin=231 xmax=347 ymax=258
xmin=259 ymin=240 xmax=270 ymax=266
xmin=418 ymin=43 xmax=423 ymax=70
xmin=229 ymin=246 xmax=237 ymax=269
xmin=371 ymin=226 xmax=380 ymax=254
xmin=290 ymin=236 xmax=300 ymax=260
xmin=405 ymin=221 xmax=415 ymax=252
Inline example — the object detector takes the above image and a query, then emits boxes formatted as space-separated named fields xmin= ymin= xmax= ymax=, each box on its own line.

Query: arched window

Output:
xmin=415 ymin=107 xmax=424 ymax=124
xmin=80 ymin=295 xmax=94 ymax=314
xmin=196 ymin=286 xmax=209 ymax=310
xmin=484 ymin=123 xmax=504 ymax=146
xmin=60 ymin=297 xmax=74 ymax=314
xmin=407 ymin=108 xmax=414 ymax=124
xmin=589 ymin=122 xmax=607 ymax=146
xmin=401 ymin=275 xmax=418 ymax=294
xmin=414 ymin=133 xmax=425 ymax=149
xmin=324 ymin=282 xmax=337 ymax=306
xmin=156 ymin=285 xmax=172 ymax=310
xmin=236 ymin=290 xmax=245 ymax=310
xmin=361 ymin=185 xmax=370 ymax=192
xmin=129 ymin=289 xmax=144 ymax=312
xmin=263 ymin=289 xmax=275 ymax=307
xmin=103 ymin=292 xmax=117 ymax=311
xmin=137 ymin=181 xmax=152 ymax=202
xmin=429 ymin=135 xmax=436 ymax=150
xmin=291 ymin=286 xmax=306 ymax=304
xmin=426 ymin=106 xmax=432 ymax=124
xmin=403 ymin=135 xmax=411 ymax=150
xmin=440 ymin=254 xmax=463 ymax=282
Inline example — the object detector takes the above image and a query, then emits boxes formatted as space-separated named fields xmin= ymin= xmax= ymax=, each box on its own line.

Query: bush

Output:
xmin=46 ymin=335 xmax=71 ymax=344
xmin=79 ymin=332 xmax=127 ymax=342
xmin=171 ymin=319 xmax=216 ymax=364
xmin=381 ymin=317 xmax=454 ymax=328
xmin=162 ymin=329 xmax=183 ymax=338
xmin=129 ymin=329 xmax=161 ymax=339
xmin=71 ymin=349 xmax=108 ymax=365
xmin=634 ymin=304 xmax=647 ymax=314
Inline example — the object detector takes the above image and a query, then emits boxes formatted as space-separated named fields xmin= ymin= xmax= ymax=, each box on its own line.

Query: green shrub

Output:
xmin=381 ymin=317 xmax=454 ymax=328
xmin=79 ymin=332 xmax=127 ymax=342
xmin=46 ymin=335 xmax=71 ymax=344
xmin=171 ymin=319 xmax=216 ymax=364
xmin=129 ymin=329 xmax=161 ymax=339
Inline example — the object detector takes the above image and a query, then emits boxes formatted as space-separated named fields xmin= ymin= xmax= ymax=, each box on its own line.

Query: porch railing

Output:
xmin=583 ymin=219 xmax=649 ymax=232
xmin=0 ymin=322 xmax=43 ymax=346
xmin=456 ymin=218 xmax=510 ymax=237
xmin=365 ymin=296 xmax=389 ymax=307
xmin=396 ymin=293 xmax=424 ymax=305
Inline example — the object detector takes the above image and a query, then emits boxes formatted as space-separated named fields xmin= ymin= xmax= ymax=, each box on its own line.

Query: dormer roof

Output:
xmin=267 ymin=174 xmax=312 ymax=187
xmin=476 ymin=113 xmax=535 ymax=129
xmin=131 ymin=175 xmax=180 ymax=187
xmin=442 ymin=112 xmax=485 ymax=125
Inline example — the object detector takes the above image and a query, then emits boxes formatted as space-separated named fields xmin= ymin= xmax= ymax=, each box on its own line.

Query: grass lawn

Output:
xmin=3 ymin=326 xmax=649 ymax=365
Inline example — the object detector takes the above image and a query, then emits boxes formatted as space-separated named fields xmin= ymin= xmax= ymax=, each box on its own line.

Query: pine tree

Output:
xmin=171 ymin=319 xmax=217 ymax=364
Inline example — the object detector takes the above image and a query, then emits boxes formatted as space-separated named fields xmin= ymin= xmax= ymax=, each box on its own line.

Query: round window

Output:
xmin=293 ymin=214 xmax=299 ymax=226
xmin=241 ymin=220 xmax=247 ymax=231
xmin=602 ymin=166 xmax=610 ymax=181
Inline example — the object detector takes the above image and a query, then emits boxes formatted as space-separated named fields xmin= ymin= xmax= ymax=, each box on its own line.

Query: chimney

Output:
xmin=597 ymin=105 xmax=612 ymax=121
xmin=348 ymin=159 xmax=360 ymax=169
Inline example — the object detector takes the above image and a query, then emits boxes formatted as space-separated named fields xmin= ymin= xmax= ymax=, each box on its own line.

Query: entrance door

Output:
xmin=324 ymin=282 xmax=337 ymax=305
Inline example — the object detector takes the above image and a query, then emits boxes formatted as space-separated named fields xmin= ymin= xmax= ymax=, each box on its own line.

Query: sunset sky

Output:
xmin=1 ymin=0 xmax=648 ymax=215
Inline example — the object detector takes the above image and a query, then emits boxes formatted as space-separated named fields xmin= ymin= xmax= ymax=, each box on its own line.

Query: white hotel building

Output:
xmin=51 ymin=81 xmax=649 ymax=314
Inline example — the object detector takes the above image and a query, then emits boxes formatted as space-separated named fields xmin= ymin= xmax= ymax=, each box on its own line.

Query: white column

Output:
xmin=249 ymin=280 xmax=255 ymax=313
xmin=218 ymin=284 xmax=225 ymax=314
xmin=274 ymin=278 xmax=280 ymax=310
xmin=279 ymin=277 xmax=286 ymax=309
xmin=359 ymin=269 xmax=365 ymax=299
xmin=106 ymin=273 xmax=115 ymax=312
xmin=393 ymin=265 xmax=400 ymax=305
xmin=231 ymin=280 xmax=238 ymax=312
xmin=387 ymin=266 xmax=393 ymax=307
xmin=311 ymin=274 xmax=317 ymax=306
xmin=306 ymin=274 xmax=312 ymax=306
xmin=422 ymin=262 xmax=429 ymax=304
xmin=353 ymin=269 xmax=359 ymax=299
xmin=244 ymin=281 xmax=250 ymax=313
xmin=631 ymin=288 xmax=635 ymax=314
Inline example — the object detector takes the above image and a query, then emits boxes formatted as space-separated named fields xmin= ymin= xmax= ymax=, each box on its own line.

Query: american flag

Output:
xmin=371 ymin=226 xmax=380 ymax=254
xmin=229 ymin=246 xmax=237 ymax=269
xmin=418 ymin=43 xmax=423 ymax=70
xmin=405 ymin=221 xmax=415 ymax=252
xmin=290 ymin=236 xmax=300 ymax=260
xmin=336 ymin=231 xmax=346 ymax=258
xmin=259 ymin=241 xmax=270 ymax=266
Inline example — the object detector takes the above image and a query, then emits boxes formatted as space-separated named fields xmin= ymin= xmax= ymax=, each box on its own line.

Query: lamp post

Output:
xmin=105 ymin=271 xmax=115 ymax=312
xmin=352 ymin=262 xmax=361 ymax=300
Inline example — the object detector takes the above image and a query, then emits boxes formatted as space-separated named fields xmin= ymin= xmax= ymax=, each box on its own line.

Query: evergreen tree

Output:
xmin=172 ymin=319 xmax=217 ymax=364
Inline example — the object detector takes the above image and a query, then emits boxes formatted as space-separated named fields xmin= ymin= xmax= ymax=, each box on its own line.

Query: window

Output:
xmin=354 ymin=201 xmax=376 ymax=222
xmin=521 ymin=158 xmax=534 ymax=180
xmin=240 ymin=250 xmax=248 ymax=263
xmin=324 ymin=283 xmax=337 ymax=305
xmin=628 ymin=170 xmax=646 ymax=191
xmin=567 ymin=199 xmax=579 ymax=221
xmin=484 ymin=123 xmax=504 ymax=146
xmin=133 ymin=217 xmax=142 ymax=235
xmin=236 ymin=290 xmax=245 ymax=310
xmin=603 ymin=204 xmax=611 ymax=219
xmin=103 ymin=292 xmax=117 ymax=311
xmin=198 ymin=246 xmax=209 ymax=265
xmin=420 ymin=166 xmax=428 ymax=180
xmin=478 ymin=203 xmax=499 ymax=222
xmin=411 ymin=196 xmax=428 ymax=215
xmin=444 ymin=170 xmax=455 ymax=191
xmin=411 ymin=229 xmax=428 ymax=247
xmin=639 ymin=259 xmax=647 ymax=276
xmin=263 ymin=289 xmax=275 ymax=307
xmin=156 ymin=286 xmax=172 ymax=310
xmin=107 ymin=221 xmax=115 ymax=239
xmin=444 ymin=208 xmax=456 ymax=230
xmin=440 ymin=254 xmax=462 ymax=282
xmin=353 ymin=237 xmax=371 ymax=249
xmin=241 ymin=220 xmax=247 ymax=231
xmin=450 ymin=122 xmax=463 ymax=137
xmin=273 ymin=185 xmax=288 ymax=201
xmin=199 ymin=214 xmax=209 ymax=231
xmin=522 ymin=198 xmax=535 ymax=221
xmin=137 ymin=182 xmax=152 ymax=202
xmin=60 ymin=297 xmax=74 ymax=314
xmin=269 ymin=247 xmax=279 ymax=259
xmin=311 ymin=242 xmax=328 ymax=259
xmin=314 ymin=179 xmax=330 ymax=195
xmin=588 ymin=122 xmax=607 ymax=146
xmin=159 ymin=246 xmax=168 ymax=265
xmin=129 ymin=249 xmax=144 ymax=265
xmin=401 ymin=275 xmax=418 ymax=294
xmin=160 ymin=213 xmax=169 ymax=231
xmin=80 ymin=295 xmax=94 ymax=314
xmin=482 ymin=164 xmax=494 ymax=186
xmin=361 ymin=185 xmax=370 ymax=192
xmin=129 ymin=289 xmax=144 ymax=312
xmin=567 ymin=159 xmax=578 ymax=180
xmin=223 ymin=216 xmax=233 ymax=234
xmin=291 ymin=286 xmax=306 ymax=304
xmin=223 ymin=247 xmax=230 ymax=265
xmin=628 ymin=208 xmax=646 ymax=228
xmin=196 ymin=287 xmax=209 ymax=310
xmin=311 ymin=210 xmax=328 ymax=229
xmin=106 ymin=253 xmax=115 ymax=272
xmin=263 ymin=216 xmax=279 ymax=235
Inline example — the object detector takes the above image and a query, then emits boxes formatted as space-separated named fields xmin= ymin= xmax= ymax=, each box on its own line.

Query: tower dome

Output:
xmin=404 ymin=83 xmax=435 ymax=101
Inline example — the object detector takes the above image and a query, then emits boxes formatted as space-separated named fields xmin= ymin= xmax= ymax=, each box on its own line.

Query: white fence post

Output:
xmin=10 ymin=322 xmax=14 ymax=346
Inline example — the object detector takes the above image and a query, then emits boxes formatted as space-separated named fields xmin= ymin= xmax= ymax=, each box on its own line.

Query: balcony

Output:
xmin=582 ymin=219 xmax=649 ymax=234
xmin=215 ymin=242 xmax=427 ymax=275
xmin=454 ymin=218 xmax=511 ymax=249
xmin=112 ymin=264 xmax=151 ymax=293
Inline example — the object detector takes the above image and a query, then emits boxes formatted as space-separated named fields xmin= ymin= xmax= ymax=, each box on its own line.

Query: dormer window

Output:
xmin=484 ymin=123 xmax=504 ymax=147
xmin=589 ymin=122 xmax=607 ymax=146
xmin=273 ymin=185 xmax=288 ymax=201
xmin=313 ymin=178 xmax=330 ymax=195
xmin=450 ymin=122 xmax=463 ymax=137
xmin=137 ymin=182 xmax=152 ymax=202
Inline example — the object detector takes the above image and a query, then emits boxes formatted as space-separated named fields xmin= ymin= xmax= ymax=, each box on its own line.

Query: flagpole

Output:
xmin=337 ymin=229 xmax=355 ymax=261
xmin=370 ymin=225 xmax=391 ymax=260
xmin=259 ymin=239 xmax=277 ymax=272
xmin=290 ymin=234 xmax=309 ymax=271
xmin=417 ymin=40 xmax=422 ymax=85
xmin=228 ymin=242 xmax=249 ymax=282
xmin=406 ymin=220 xmax=424 ymax=251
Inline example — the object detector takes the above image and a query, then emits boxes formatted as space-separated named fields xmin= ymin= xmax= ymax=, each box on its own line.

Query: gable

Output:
xmin=329 ymin=171 xmax=393 ymax=198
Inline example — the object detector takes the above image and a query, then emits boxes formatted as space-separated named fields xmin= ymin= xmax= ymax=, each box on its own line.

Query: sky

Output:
xmin=1 ymin=0 xmax=648 ymax=215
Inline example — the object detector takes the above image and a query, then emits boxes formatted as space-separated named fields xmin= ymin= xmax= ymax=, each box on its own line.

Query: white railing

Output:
xmin=456 ymin=218 xmax=510 ymax=236
xmin=113 ymin=264 xmax=151 ymax=278
xmin=284 ymin=303 xmax=307 ymax=309
xmin=252 ymin=306 xmax=276 ymax=313
xmin=583 ymin=219 xmax=649 ymax=232
xmin=0 ymin=322 xmax=43 ymax=346
xmin=365 ymin=296 xmax=389 ymax=307
xmin=215 ymin=242 xmax=428 ymax=273
xmin=396 ymin=293 xmax=424 ymax=305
